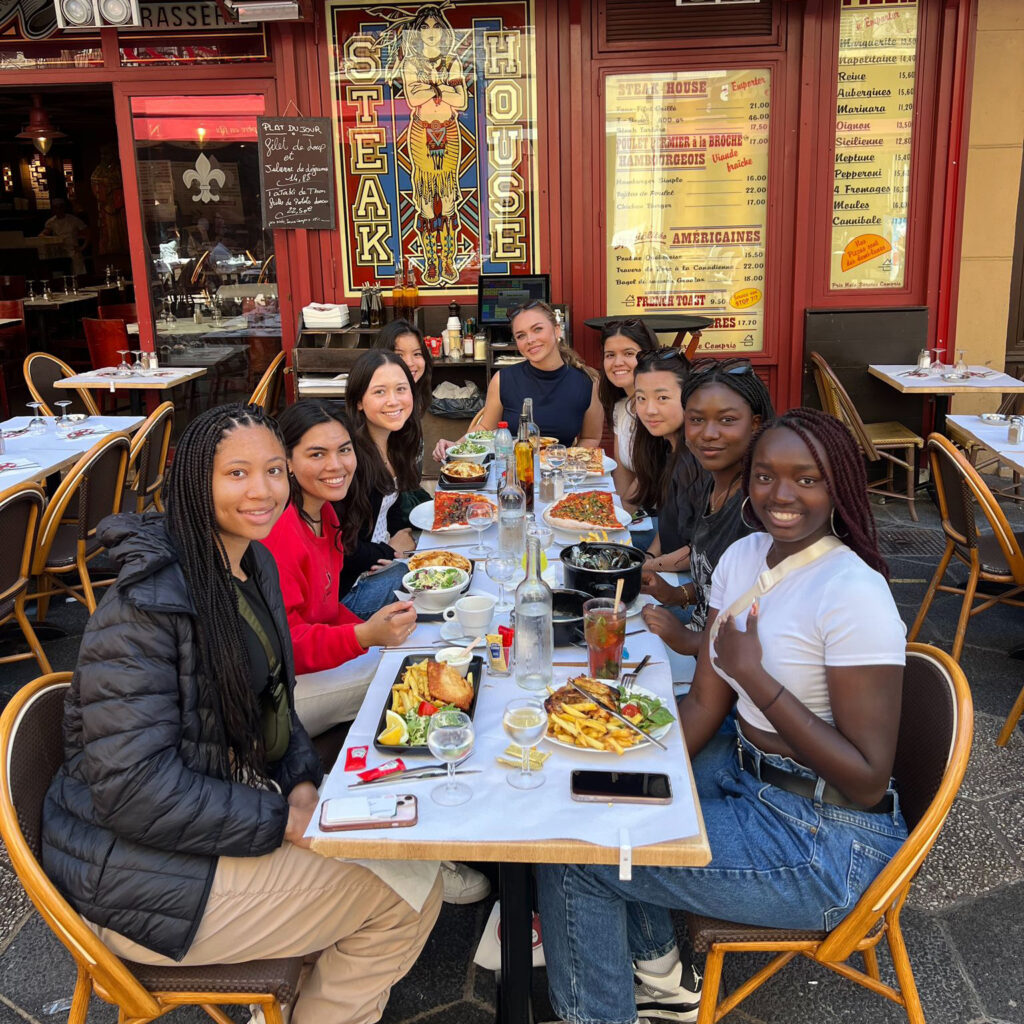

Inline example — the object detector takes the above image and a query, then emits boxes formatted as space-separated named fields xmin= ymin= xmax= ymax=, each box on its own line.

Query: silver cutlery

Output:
xmin=620 ymin=654 xmax=651 ymax=693
xmin=565 ymin=677 xmax=667 ymax=751
xmin=348 ymin=769 xmax=481 ymax=789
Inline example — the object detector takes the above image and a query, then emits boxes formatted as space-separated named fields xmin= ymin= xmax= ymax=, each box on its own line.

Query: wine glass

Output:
xmin=565 ymin=454 xmax=588 ymax=493
xmin=468 ymin=500 xmax=495 ymax=557
xmin=426 ymin=709 xmax=474 ymax=806
xmin=955 ymin=349 xmax=969 ymax=378
xmin=54 ymin=400 xmax=72 ymax=438
xmin=546 ymin=443 xmax=567 ymax=473
xmin=131 ymin=350 xmax=145 ymax=373
xmin=486 ymin=553 xmax=517 ymax=612
xmin=25 ymin=280 xmax=35 ymax=301
xmin=26 ymin=402 xmax=46 ymax=436
xmin=502 ymin=698 xmax=547 ymax=790
xmin=116 ymin=350 xmax=133 ymax=376
xmin=62 ymin=275 xmax=71 ymax=296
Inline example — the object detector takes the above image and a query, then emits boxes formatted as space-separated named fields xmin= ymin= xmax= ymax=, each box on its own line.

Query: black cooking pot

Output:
xmin=550 ymin=588 xmax=590 ymax=647
xmin=559 ymin=542 xmax=645 ymax=606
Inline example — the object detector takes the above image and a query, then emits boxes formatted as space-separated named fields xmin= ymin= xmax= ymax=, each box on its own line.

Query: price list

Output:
xmin=830 ymin=0 xmax=918 ymax=289
xmin=605 ymin=69 xmax=771 ymax=352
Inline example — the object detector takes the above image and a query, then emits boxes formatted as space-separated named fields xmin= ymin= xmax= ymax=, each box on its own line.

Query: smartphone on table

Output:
xmin=570 ymin=771 xmax=672 ymax=804
xmin=319 ymin=793 xmax=418 ymax=831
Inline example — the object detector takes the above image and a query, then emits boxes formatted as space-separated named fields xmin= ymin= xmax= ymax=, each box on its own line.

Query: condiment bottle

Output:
xmin=463 ymin=331 xmax=474 ymax=359
xmin=1009 ymin=417 xmax=1023 ymax=446
xmin=474 ymin=331 xmax=487 ymax=361
xmin=391 ymin=263 xmax=405 ymax=320
xmin=446 ymin=316 xmax=462 ymax=359
xmin=513 ymin=533 xmax=553 ymax=692
xmin=514 ymin=411 xmax=535 ymax=512
xmin=538 ymin=468 xmax=556 ymax=503
xmin=494 ymin=420 xmax=515 ymax=466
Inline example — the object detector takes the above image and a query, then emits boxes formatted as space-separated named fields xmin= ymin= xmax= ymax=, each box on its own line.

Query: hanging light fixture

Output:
xmin=17 ymin=94 xmax=67 ymax=156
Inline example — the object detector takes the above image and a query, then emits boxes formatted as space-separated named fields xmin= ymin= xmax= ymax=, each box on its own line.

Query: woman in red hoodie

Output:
xmin=264 ymin=400 xmax=417 ymax=734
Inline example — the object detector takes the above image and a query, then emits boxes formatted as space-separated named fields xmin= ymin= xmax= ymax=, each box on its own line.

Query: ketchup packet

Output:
xmin=344 ymin=746 xmax=368 ymax=772
xmin=357 ymin=758 xmax=407 ymax=782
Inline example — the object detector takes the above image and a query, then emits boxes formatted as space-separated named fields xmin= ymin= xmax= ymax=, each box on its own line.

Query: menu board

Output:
xmin=257 ymin=117 xmax=336 ymax=230
xmin=830 ymin=1 xmax=918 ymax=290
xmin=605 ymin=69 xmax=771 ymax=353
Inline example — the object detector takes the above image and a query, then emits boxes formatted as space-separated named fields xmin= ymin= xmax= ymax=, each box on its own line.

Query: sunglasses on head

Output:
xmin=636 ymin=346 xmax=686 ymax=367
xmin=603 ymin=317 xmax=644 ymax=333
xmin=507 ymin=299 xmax=547 ymax=321
xmin=688 ymin=357 xmax=753 ymax=376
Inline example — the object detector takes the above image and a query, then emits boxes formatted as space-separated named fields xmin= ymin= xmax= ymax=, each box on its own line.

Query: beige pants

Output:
xmin=95 ymin=843 xmax=443 ymax=1024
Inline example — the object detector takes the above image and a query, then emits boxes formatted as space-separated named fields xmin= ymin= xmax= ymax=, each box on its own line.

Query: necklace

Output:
xmin=709 ymin=471 xmax=742 ymax=515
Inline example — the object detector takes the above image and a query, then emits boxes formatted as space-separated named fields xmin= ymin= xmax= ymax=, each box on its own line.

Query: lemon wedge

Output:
xmin=378 ymin=709 xmax=409 ymax=745
xmin=521 ymin=550 xmax=549 ymax=571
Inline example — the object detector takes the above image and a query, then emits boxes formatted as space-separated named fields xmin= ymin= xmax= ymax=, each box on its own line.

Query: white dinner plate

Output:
xmin=409 ymin=497 xmax=494 ymax=534
xmin=542 ymin=453 xmax=616 ymax=476
xmin=543 ymin=684 xmax=674 ymax=754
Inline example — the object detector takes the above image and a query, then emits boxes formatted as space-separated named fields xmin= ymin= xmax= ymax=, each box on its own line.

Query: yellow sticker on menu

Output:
xmin=730 ymin=287 xmax=762 ymax=310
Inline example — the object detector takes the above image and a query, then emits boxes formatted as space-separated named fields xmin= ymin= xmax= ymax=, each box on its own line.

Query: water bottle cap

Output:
xmin=498 ymin=421 xmax=508 ymax=428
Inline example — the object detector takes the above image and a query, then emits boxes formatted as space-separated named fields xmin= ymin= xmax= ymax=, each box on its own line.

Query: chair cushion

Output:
xmin=686 ymin=913 xmax=825 ymax=953
xmin=864 ymin=421 xmax=923 ymax=448
xmin=124 ymin=955 xmax=304 ymax=1005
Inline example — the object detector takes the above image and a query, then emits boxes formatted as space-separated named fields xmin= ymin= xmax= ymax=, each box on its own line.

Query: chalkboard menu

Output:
xmin=257 ymin=117 xmax=336 ymax=230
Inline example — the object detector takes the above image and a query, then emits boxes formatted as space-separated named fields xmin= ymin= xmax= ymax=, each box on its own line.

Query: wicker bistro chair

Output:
xmin=0 ymin=674 xmax=302 ymax=1024
xmin=248 ymin=350 xmax=286 ymax=414
xmin=687 ymin=643 xmax=973 ymax=1024
xmin=28 ymin=432 xmax=129 ymax=618
xmin=810 ymin=352 xmax=923 ymax=521
xmin=907 ymin=433 xmax=1024 ymax=743
xmin=123 ymin=400 xmax=174 ymax=514
xmin=23 ymin=352 xmax=99 ymax=418
xmin=0 ymin=483 xmax=50 ymax=674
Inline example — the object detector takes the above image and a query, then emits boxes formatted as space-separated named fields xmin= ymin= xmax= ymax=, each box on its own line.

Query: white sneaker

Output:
xmin=440 ymin=861 xmax=491 ymax=904
xmin=634 ymin=958 xmax=702 ymax=1023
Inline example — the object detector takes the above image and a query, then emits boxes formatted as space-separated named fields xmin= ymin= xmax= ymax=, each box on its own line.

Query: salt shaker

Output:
xmin=1009 ymin=417 xmax=1023 ymax=446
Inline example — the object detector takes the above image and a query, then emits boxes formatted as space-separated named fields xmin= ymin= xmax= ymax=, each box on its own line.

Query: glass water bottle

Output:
xmin=514 ymin=533 xmax=553 ymax=692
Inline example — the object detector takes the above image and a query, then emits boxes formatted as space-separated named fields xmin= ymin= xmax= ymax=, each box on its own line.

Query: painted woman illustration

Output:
xmin=376 ymin=3 xmax=468 ymax=286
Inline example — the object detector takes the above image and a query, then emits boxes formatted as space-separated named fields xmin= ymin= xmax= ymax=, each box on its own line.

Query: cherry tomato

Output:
xmin=418 ymin=701 xmax=438 ymax=716
xmin=621 ymin=703 xmax=640 ymax=718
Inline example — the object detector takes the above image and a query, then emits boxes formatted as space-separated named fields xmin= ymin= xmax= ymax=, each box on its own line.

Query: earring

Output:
xmin=830 ymin=508 xmax=847 ymax=538
xmin=740 ymin=496 xmax=760 ymax=531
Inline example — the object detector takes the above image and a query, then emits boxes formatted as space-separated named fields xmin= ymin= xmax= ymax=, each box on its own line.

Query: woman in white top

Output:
xmin=536 ymin=408 xmax=909 ymax=1024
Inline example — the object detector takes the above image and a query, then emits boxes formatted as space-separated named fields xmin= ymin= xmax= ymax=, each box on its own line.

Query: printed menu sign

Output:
xmin=605 ymin=69 xmax=771 ymax=353
xmin=830 ymin=0 xmax=918 ymax=290
xmin=257 ymin=117 xmax=336 ymax=230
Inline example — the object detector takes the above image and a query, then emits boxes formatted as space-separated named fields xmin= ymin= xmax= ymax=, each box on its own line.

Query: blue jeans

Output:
xmin=536 ymin=726 xmax=907 ymax=1024
xmin=342 ymin=562 xmax=408 ymax=619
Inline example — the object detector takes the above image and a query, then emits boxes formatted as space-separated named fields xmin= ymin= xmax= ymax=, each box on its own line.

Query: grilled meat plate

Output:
xmin=543 ymin=676 xmax=618 ymax=717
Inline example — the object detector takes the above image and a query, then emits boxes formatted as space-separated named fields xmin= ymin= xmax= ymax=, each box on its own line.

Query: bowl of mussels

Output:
xmin=559 ymin=541 xmax=646 ymax=606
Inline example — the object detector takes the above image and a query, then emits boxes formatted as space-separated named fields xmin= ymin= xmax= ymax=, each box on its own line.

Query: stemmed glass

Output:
xmin=955 ymin=349 xmax=969 ymax=379
xmin=25 ymin=280 xmax=35 ymax=301
xmin=467 ymin=500 xmax=495 ymax=557
xmin=54 ymin=400 xmax=71 ymax=438
xmin=116 ymin=350 xmax=133 ymax=376
xmin=62 ymin=275 xmax=72 ymax=296
xmin=426 ymin=710 xmax=475 ymax=806
xmin=26 ymin=402 xmax=46 ymax=436
xmin=502 ymin=698 xmax=547 ymax=790
xmin=486 ymin=553 xmax=517 ymax=612
xmin=131 ymin=350 xmax=145 ymax=373
xmin=565 ymin=454 xmax=588 ymax=493
xmin=546 ymin=443 xmax=567 ymax=474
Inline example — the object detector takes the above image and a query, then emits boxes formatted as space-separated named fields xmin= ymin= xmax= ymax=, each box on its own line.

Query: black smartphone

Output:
xmin=570 ymin=770 xmax=673 ymax=804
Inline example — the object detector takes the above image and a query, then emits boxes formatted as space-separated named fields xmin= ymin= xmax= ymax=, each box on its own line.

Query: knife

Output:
xmin=348 ymin=769 xmax=482 ymax=789
xmin=565 ymin=678 xmax=669 ymax=751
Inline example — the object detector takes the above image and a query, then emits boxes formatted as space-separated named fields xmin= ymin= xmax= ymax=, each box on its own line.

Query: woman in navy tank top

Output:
xmin=433 ymin=300 xmax=603 ymax=460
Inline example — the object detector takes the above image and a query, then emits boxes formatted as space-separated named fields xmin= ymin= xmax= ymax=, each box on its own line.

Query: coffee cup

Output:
xmin=442 ymin=594 xmax=496 ymax=632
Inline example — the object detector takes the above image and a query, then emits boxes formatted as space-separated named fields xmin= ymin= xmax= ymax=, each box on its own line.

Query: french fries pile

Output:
xmin=391 ymin=660 xmax=430 ymax=714
xmin=547 ymin=700 xmax=642 ymax=755
xmin=578 ymin=529 xmax=612 ymax=543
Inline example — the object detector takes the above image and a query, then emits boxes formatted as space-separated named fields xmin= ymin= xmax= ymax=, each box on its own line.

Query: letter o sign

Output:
xmin=486 ymin=80 xmax=522 ymax=123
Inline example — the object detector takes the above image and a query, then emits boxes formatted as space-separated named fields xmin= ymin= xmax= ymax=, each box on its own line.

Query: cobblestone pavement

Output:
xmin=1 ymin=496 xmax=1022 ymax=1024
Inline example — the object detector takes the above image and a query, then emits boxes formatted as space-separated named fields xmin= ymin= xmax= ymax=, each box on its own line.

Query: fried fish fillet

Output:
xmin=427 ymin=659 xmax=474 ymax=711
xmin=543 ymin=676 xmax=618 ymax=717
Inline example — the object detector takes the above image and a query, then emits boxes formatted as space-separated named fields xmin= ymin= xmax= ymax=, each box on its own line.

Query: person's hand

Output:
xmin=390 ymin=528 xmax=416 ymax=553
xmin=356 ymin=601 xmax=417 ymax=648
xmin=640 ymin=570 xmax=682 ymax=605
xmin=284 ymin=785 xmax=318 ymax=848
xmin=367 ymin=558 xmax=395 ymax=574
xmin=641 ymin=603 xmax=692 ymax=653
xmin=712 ymin=602 xmax=764 ymax=684
xmin=433 ymin=438 xmax=457 ymax=462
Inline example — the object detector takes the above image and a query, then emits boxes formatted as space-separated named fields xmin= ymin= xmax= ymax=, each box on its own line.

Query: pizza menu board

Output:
xmin=830 ymin=0 xmax=918 ymax=290
xmin=605 ymin=69 xmax=771 ymax=353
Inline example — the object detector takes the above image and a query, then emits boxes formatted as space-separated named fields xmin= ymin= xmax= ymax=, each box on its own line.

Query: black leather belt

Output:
xmin=737 ymin=744 xmax=894 ymax=814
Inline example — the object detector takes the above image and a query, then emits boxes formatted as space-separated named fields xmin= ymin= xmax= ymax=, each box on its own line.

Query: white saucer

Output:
xmin=440 ymin=621 xmax=475 ymax=642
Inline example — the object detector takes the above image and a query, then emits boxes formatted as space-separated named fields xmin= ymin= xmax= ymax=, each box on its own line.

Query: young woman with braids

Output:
xmin=536 ymin=407 xmax=908 ymax=1024
xmin=263 ymin=400 xmax=417 ymax=734
xmin=42 ymin=403 xmax=441 ymax=1024
xmin=641 ymin=358 xmax=774 ymax=657
xmin=432 ymin=300 xmax=603 ymax=460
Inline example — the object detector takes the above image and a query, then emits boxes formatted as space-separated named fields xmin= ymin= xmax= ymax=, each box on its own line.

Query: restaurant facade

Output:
xmin=0 ymin=0 xmax=1017 ymax=412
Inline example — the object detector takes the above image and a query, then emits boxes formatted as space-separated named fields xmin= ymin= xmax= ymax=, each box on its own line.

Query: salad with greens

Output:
xmin=467 ymin=430 xmax=494 ymax=444
xmin=616 ymin=686 xmax=676 ymax=732
xmin=449 ymin=441 xmax=487 ymax=457
xmin=405 ymin=567 xmax=466 ymax=592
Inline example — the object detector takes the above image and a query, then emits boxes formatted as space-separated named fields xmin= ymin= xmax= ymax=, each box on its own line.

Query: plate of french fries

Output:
xmin=542 ymin=676 xmax=675 ymax=755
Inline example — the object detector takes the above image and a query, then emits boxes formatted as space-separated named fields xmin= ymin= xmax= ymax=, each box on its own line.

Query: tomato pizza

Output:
xmin=431 ymin=491 xmax=496 ymax=531
xmin=544 ymin=490 xmax=622 ymax=530
xmin=541 ymin=446 xmax=605 ymax=475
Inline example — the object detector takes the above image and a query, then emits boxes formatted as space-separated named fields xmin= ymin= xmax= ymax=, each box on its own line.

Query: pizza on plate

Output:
xmin=545 ymin=490 xmax=622 ymax=530
xmin=542 ymin=446 xmax=605 ymax=475
xmin=431 ymin=491 xmax=496 ymax=531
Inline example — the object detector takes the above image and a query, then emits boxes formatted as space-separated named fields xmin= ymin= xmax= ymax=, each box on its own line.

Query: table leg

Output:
xmin=496 ymin=863 xmax=534 ymax=1024
xmin=128 ymin=390 xmax=144 ymax=416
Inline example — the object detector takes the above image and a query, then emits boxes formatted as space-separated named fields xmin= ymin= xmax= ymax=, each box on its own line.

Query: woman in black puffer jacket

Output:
xmin=41 ymin=404 xmax=440 ymax=1024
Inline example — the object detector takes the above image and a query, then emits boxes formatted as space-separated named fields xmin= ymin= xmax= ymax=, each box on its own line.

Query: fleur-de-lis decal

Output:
xmin=182 ymin=153 xmax=225 ymax=204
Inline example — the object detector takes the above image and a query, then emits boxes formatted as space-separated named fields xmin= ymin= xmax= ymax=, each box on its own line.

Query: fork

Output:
xmin=619 ymin=654 xmax=651 ymax=693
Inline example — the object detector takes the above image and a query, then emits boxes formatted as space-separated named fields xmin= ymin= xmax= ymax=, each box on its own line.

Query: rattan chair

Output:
xmin=0 ymin=674 xmax=301 ymax=1024
xmin=0 ymin=482 xmax=50 ymax=674
xmin=23 ymin=352 xmax=99 ymax=418
xmin=29 ymin=432 xmax=129 ymax=617
xmin=810 ymin=352 xmax=923 ymax=520
xmin=687 ymin=642 xmax=973 ymax=1024
xmin=248 ymin=350 xmax=286 ymax=414
xmin=123 ymin=400 xmax=174 ymax=513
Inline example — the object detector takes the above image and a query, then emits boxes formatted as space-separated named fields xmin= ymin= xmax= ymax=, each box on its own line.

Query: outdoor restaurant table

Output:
xmin=304 ymin=459 xmax=710 ymax=1024
xmin=54 ymin=365 xmax=206 ymax=415
xmin=22 ymin=291 xmax=98 ymax=351
xmin=0 ymin=413 xmax=145 ymax=489
xmin=868 ymin=364 xmax=1024 ymax=434
xmin=945 ymin=413 xmax=1024 ymax=475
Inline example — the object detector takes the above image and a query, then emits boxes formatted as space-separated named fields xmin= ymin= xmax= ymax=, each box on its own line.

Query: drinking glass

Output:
xmin=467 ymin=500 xmax=495 ymax=557
xmin=25 ymin=280 xmax=35 ymax=300
xmin=62 ymin=275 xmax=71 ymax=296
xmin=502 ymin=698 xmax=547 ymax=790
xmin=583 ymin=597 xmax=628 ymax=681
xmin=26 ymin=402 xmax=46 ymax=436
xmin=565 ymin=454 xmax=588 ymax=493
xmin=54 ymin=400 xmax=71 ymax=438
xmin=131 ymin=350 xmax=145 ymax=373
xmin=955 ymin=349 xmax=969 ymax=378
xmin=116 ymin=350 xmax=133 ymax=376
xmin=486 ymin=553 xmax=517 ymax=611
xmin=546 ymin=444 xmax=567 ymax=473
xmin=426 ymin=710 xmax=475 ymax=806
